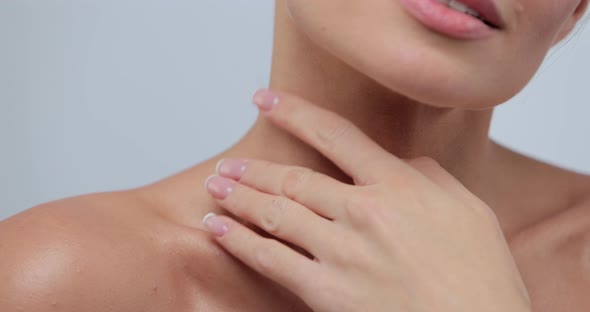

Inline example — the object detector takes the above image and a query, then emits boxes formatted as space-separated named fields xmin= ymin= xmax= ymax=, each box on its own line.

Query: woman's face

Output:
xmin=283 ymin=0 xmax=588 ymax=108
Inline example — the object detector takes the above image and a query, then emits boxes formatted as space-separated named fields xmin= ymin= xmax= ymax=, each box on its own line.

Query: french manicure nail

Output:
xmin=252 ymin=88 xmax=280 ymax=111
xmin=202 ymin=212 xmax=229 ymax=237
xmin=216 ymin=159 xmax=247 ymax=180
xmin=205 ymin=175 xmax=236 ymax=199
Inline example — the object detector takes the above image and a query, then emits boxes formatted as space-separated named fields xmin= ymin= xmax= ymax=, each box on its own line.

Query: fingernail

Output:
xmin=216 ymin=159 xmax=247 ymax=180
xmin=252 ymin=88 xmax=280 ymax=111
xmin=205 ymin=175 xmax=236 ymax=200
xmin=202 ymin=212 xmax=229 ymax=237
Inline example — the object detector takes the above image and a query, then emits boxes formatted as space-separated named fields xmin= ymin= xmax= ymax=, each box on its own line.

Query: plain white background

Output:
xmin=1 ymin=1 xmax=589 ymax=220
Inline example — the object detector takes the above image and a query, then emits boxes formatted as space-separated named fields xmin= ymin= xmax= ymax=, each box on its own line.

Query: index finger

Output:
xmin=252 ymin=89 xmax=408 ymax=185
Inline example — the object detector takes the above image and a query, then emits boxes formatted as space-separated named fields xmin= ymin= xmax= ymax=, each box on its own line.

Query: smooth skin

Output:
xmin=1 ymin=0 xmax=590 ymax=311
xmin=203 ymin=89 xmax=531 ymax=312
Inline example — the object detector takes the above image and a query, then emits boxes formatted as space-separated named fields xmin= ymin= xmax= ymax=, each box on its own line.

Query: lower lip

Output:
xmin=398 ymin=0 xmax=496 ymax=40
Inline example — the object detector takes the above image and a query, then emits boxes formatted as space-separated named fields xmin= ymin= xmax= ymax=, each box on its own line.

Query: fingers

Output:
xmin=252 ymin=89 xmax=412 ymax=185
xmin=205 ymin=175 xmax=334 ymax=257
xmin=216 ymin=158 xmax=353 ymax=220
xmin=202 ymin=214 xmax=321 ymax=297
xmin=405 ymin=156 xmax=487 ymax=209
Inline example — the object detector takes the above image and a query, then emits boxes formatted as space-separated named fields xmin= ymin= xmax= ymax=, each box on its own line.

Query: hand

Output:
xmin=201 ymin=89 xmax=531 ymax=312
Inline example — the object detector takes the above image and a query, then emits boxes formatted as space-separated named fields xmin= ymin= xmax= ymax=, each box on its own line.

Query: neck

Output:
xmin=145 ymin=2 xmax=511 ymax=238
xmin=233 ymin=3 xmax=495 ymax=200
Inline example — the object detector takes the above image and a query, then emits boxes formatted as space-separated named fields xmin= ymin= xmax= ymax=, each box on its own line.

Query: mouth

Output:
xmin=398 ymin=0 xmax=507 ymax=40
xmin=436 ymin=0 xmax=505 ymax=30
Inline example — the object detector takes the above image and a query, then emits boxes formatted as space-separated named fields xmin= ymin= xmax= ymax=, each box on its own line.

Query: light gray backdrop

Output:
xmin=1 ymin=1 xmax=589 ymax=220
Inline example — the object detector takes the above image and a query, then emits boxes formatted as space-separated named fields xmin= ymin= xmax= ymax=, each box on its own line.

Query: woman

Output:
xmin=1 ymin=0 xmax=589 ymax=311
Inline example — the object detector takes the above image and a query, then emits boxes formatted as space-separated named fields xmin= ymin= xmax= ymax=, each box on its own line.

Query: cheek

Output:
xmin=517 ymin=0 xmax=581 ymax=48
xmin=502 ymin=0 xmax=582 ymax=87
xmin=284 ymin=0 xmax=377 ymax=39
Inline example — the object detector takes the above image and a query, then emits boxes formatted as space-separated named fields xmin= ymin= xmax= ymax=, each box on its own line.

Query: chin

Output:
xmin=310 ymin=20 xmax=545 ymax=110
xmin=360 ymin=36 xmax=544 ymax=110
xmin=284 ymin=0 xmax=580 ymax=110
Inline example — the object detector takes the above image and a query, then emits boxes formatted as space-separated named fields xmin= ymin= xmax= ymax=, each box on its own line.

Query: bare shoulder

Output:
xmin=508 ymin=148 xmax=590 ymax=256
xmin=537 ymin=191 xmax=590 ymax=311
xmin=0 ymin=188 xmax=311 ymax=312
xmin=512 ymin=174 xmax=590 ymax=311
xmin=0 ymin=191 xmax=207 ymax=312
xmin=560 ymin=189 xmax=590 ymax=269
xmin=490 ymin=141 xmax=590 ymax=223
xmin=491 ymin=142 xmax=590 ymax=310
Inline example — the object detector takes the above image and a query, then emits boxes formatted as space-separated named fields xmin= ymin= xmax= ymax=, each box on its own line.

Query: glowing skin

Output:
xmin=0 ymin=0 xmax=589 ymax=311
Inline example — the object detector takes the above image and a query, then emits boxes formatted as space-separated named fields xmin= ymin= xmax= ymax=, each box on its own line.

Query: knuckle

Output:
xmin=260 ymin=197 xmax=288 ymax=235
xmin=343 ymin=188 xmax=382 ymax=226
xmin=258 ymin=160 xmax=276 ymax=172
xmin=407 ymin=156 xmax=442 ymax=173
xmin=474 ymin=202 xmax=499 ymax=223
xmin=281 ymin=167 xmax=312 ymax=199
xmin=252 ymin=243 xmax=275 ymax=274
xmin=329 ymin=243 xmax=352 ymax=265
xmin=329 ymin=235 xmax=372 ymax=271
xmin=457 ymin=197 xmax=501 ymax=230
xmin=315 ymin=114 xmax=354 ymax=150
xmin=479 ymin=208 xmax=503 ymax=236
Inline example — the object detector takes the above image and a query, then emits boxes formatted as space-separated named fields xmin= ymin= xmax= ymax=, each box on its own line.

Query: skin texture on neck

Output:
xmin=143 ymin=2 xmax=587 ymax=242
xmin=239 ymin=2 xmax=495 ymax=207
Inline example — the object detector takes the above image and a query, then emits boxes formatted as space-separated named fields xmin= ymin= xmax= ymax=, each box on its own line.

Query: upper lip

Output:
xmin=452 ymin=0 xmax=506 ymax=30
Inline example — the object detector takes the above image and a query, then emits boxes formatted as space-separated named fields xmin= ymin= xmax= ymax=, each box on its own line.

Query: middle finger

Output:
xmin=205 ymin=175 xmax=333 ymax=257
xmin=216 ymin=158 xmax=354 ymax=220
